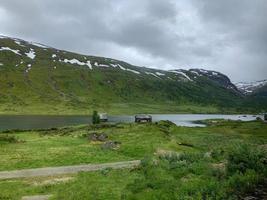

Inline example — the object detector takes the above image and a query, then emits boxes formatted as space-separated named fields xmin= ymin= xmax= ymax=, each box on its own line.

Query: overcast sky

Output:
xmin=0 ymin=0 xmax=266 ymax=82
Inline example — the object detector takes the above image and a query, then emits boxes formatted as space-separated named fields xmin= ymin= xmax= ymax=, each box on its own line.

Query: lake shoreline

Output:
xmin=0 ymin=114 xmax=262 ymax=132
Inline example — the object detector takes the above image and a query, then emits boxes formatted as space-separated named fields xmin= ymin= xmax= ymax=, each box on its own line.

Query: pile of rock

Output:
xmin=101 ymin=141 xmax=121 ymax=150
xmin=88 ymin=132 xmax=121 ymax=150
xmin=88 ymin=132 xmax=108 ymax=142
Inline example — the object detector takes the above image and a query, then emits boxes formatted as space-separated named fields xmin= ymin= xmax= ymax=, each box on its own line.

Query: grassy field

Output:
xmin=0 ymin=102 xmax=230 ymax=115
xmin=0 ymin=120 xmax=266 ymax=199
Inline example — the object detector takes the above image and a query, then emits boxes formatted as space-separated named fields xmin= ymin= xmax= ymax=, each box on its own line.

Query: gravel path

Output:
xmin=0 ymin=160 xmax=141 ymax=180
xmin=21 ymin=195 xmax=52 ymax=200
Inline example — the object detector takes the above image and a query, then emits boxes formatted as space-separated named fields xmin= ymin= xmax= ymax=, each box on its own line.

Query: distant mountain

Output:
xmin=0 ymin=35 xmax=265 ymax=114
xmin=234 ymin=80 xmax=267 ymax=112
xmin=235 ymin=80 xmax=267 ymax=94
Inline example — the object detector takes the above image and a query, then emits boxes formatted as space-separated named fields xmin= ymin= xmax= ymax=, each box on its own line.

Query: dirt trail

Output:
xmin=0 ymin=160 xmax=140 ymax=180
xmin=21 ymin=195 xmax=52 ymax=200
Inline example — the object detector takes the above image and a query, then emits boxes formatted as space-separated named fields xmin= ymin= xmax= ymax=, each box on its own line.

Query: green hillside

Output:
xmin=0 ymin=36 xmax=264 ymax=114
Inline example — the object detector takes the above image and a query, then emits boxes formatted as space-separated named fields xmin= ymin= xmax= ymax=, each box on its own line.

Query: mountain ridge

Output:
xmin=0 ymin=35 xmax=239 ymax=90
xmin=0 ymin=35 xmax=266 ymax=114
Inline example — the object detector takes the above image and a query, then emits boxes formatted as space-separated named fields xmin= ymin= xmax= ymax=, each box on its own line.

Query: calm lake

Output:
xmin=0 ymin=114 xmax=262 ymax=131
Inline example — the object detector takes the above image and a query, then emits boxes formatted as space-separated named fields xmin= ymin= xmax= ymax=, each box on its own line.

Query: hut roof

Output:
xmin=99 ymin=113 xmax=108 ymax=119
xmin=135 ymin=114 xmax=152 ymax=119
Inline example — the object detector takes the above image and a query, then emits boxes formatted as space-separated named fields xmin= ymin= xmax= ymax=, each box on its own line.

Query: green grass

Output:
xmin=0 ymin=169 xmax=139 ymax=200
xmin=0 ymin=121 xmax=266 ymax=171
xmin=0 ymin=120 xmax=266 ymax=199
xmin=0 ymin=102 xmax=222 ymax=115
xmin=0 ymin=123 xmax=177 ymax=170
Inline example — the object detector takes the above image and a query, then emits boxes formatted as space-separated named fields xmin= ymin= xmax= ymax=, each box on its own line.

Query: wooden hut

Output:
xmin=99 ymin=113 xmax=108 ymax=122
xmin=135 ymin=114 xmax=152 ymax=123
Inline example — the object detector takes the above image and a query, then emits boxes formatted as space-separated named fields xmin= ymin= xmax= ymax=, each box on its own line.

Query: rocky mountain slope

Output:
xmin=0 ymin=35 xmax=265 ymax=114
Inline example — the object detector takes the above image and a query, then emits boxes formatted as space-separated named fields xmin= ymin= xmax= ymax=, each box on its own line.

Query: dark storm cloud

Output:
xmin=0 ymin=0 xmax=266 ymax=81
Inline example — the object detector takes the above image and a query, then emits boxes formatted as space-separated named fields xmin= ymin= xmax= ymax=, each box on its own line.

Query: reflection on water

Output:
xmin=0 ymin=114 xmax=262 ymax=131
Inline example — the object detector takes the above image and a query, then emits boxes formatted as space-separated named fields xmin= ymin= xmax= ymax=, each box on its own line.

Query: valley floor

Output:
xmin=0 ymin=120 xmax=266 ymax=199
xmin=0 ymin=102 xmax=244 ymax=115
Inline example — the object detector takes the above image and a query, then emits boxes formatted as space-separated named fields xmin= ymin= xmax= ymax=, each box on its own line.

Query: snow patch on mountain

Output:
xmin=110 ymin=63 xmax=126 ymax=70
xmin=14 ymin=40 xmax=25 ymax=47
xmin=126 ymin=68 xmax=140 ymax=74
xmin=0 ymin=47 xmax=21 ymax=55
xmin=145 ymin=72 xmax=161 ymax=79
xmin=117 ymin=64 xmax=126 ymax=70
xmin=86 ymin=61 xmax=92 ymax=69
xmin=25 ymin=49 xmax=36 ymax=59
xmin=14 ymin=40 xmax=21 ymax=46
xmin=155 ymin=72 xmax=165 ymax=76
xmin=25 ymin=64 xmax=32 ymax=73
xmin=190 ymin=70 xmax=201 ymax=76
xmin=63 ymin=58 xmax=84 ymax=65
xmin=170 ymin=70 xmax=192 ymax=81
xmin=94 ymin=62 xmax=112 ymax=68
xmin=98 ymin=64 xmax=110 ymax=67
xmin=199 ymin=69 xmax=209 ymax=74
xmin=96 ymin=62 xmax=139 ymax=74
xmin=30 ymin=42 xmax=49 ymax=48
xmin=62 ymin=58 xmax=92 ymax=69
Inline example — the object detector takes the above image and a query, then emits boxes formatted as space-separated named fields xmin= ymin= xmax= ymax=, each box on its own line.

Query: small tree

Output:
xmin=92 ymin=110 xmax=100 ymax=124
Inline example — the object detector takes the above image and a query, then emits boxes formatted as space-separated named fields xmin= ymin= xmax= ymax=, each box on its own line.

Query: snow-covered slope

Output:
xmin=235 ymin=80 xmax=267 ymax=94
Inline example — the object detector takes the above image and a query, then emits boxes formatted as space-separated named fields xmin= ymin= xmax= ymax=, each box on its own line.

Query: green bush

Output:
xmin=0 ymin=134 xmax=19 ymax=143
xmin=92 ymin=110 xmax=100 ymax=124
xmin=226 ymin=170 xmax=260 ymax=195
xmin=123 ymin=145 xmax=267 ymax=200
xmin=123 ymin=153 xmax=218 ymax=200
xmin=227 ymin=144 xmax=266 ymax=175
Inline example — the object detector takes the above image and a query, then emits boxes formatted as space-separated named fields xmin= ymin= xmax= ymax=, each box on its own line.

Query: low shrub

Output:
xmin=226 ymin=170 xmax=260 ymax=195
xmin=0 ymin=134 xmax=19 ymax=143
xmin=123 ymin=145 xmax=267 ymax=200
xmin=227 ymin=144 xmax=266 ymax=175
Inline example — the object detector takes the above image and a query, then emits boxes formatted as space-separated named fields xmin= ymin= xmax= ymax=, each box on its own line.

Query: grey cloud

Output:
xmin=196 ymin=0 xmax=267 ymax=53
xmin=146 ymin=0 xmax=177 ymax=21
xmin=192 ymin=0 xmax=267 ymax=81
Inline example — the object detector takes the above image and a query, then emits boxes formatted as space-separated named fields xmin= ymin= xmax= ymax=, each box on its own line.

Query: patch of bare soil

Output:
xmin=25 ymin=176 xmax=74 ymax=186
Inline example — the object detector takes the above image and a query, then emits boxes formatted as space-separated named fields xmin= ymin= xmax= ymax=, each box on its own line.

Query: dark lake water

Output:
xmin=0 ymin=114 xmax=262 ymax=131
